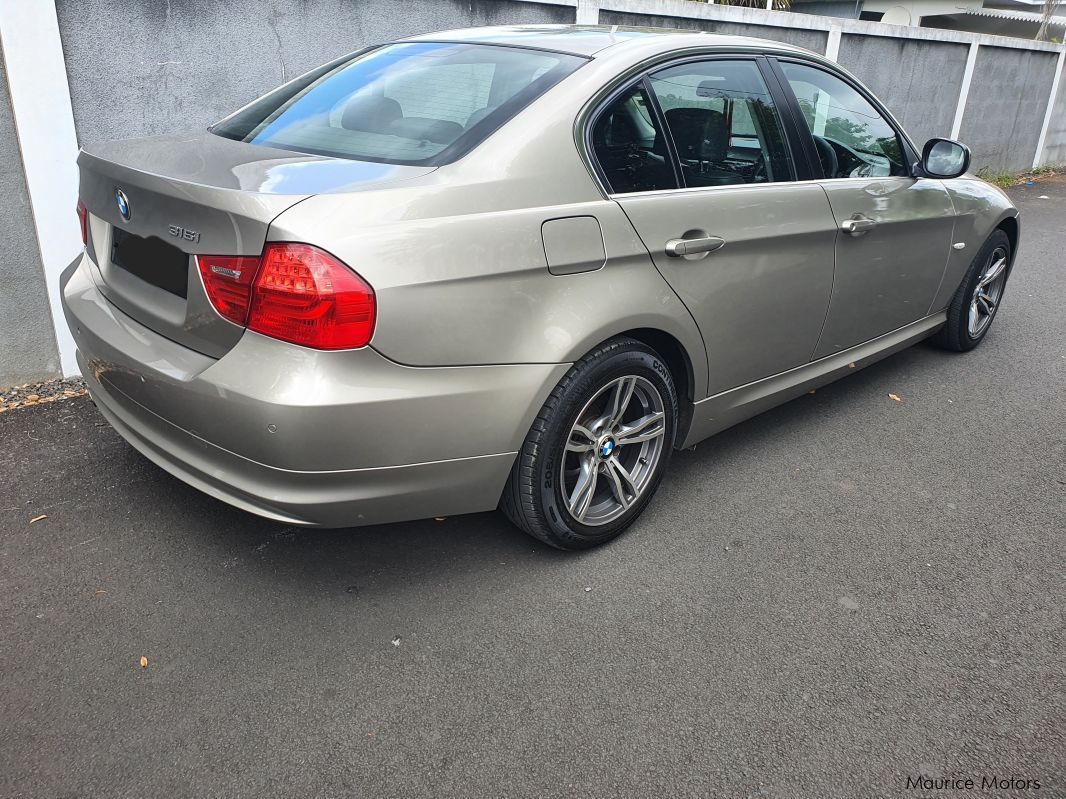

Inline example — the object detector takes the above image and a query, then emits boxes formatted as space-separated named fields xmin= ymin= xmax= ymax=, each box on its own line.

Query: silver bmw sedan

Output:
xmin=62 ymin=25 xmax=1019 ymax=549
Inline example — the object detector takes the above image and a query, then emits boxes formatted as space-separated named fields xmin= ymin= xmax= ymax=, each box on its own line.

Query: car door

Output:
xmin=592 ymin=57 xmax=838 ymax=397
xmin=771 ymin=59 xmax=956 ymax=358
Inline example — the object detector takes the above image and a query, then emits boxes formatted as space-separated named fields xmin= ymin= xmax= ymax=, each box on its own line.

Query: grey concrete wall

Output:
xmin=960 ymin=46 xmax=1061 ymax=172
xmin=1 ymin=0 xmax=1062 ymax=388
xmin=0 ymin=42 xmax=61 ymax=388
xmin=56 ymin=0 xmax=574 ymax=147
xmin=1040 ymin=60 xmax=1066 ymax=165
xmin=836 ymin=34 xmax=969 ymax=148
xmin=598 ymin=10 xmax=830 ymax=54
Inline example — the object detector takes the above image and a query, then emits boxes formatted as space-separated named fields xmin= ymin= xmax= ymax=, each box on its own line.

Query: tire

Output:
xmin=501 ymin=337 xmax=678 ymax=550
xmin=931 ymin=230 xmax=1012 ymax=352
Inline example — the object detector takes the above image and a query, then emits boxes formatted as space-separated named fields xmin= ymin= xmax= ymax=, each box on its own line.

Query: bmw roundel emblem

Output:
xmin=114 ymin=188 xmax=131 ymax=222
xmin=600 ymin=439 xmax=615 ymax=458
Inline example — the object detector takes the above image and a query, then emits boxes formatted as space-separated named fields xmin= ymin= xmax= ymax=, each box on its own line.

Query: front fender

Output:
xmin=931 ymin=177 xmax=1019 ymax=312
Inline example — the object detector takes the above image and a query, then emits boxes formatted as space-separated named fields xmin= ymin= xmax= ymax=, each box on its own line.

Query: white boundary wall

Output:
xmin=0 ymin=0 xmax=80 ymax=376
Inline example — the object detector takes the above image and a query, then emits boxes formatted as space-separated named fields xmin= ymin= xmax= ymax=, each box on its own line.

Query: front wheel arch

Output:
xmin=996 ymin=215 xmax=1019 ymax=272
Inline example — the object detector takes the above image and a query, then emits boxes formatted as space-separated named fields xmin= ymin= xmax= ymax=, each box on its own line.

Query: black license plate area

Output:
xmin=111 ymin=228 xmax=188 ymax=299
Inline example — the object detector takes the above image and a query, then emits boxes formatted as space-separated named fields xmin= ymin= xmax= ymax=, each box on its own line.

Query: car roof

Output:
xmin=402 ymin=24 xmax=817 ymax=58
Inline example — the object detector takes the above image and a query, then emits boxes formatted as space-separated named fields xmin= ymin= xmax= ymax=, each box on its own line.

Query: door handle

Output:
xmin=840 ymin=215 xmax=877 ymax=236
xmin=665 ymin=236 xmax=726 ymax=258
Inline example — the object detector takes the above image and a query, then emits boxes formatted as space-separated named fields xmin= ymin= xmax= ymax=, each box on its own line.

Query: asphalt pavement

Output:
xmin=1 ymin=179 xmax=1063 ymax=799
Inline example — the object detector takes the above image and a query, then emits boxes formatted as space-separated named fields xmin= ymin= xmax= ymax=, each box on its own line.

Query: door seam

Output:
xmin=809 ymin=181 xmax=839 ymax=361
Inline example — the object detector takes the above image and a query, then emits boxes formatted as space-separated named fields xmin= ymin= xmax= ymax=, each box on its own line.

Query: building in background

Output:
xmin=791 ymin=0 xmax=1065 ymax=39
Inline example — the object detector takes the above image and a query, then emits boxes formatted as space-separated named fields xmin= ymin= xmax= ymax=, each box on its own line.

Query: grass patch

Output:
xmin=976 ymin=167 xmax=1015 ymax=188
xmin=975 ymin=164 xmax=1063 ymax=188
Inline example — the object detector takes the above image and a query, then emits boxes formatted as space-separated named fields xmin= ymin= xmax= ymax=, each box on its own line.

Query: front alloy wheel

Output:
xmin=502 ymin=337 xmax=678 ymax=550
xmin=931 ymin=229 xmax=1012 ymax=352
xmin=967 ymin=246 xmax=1008 ymax=338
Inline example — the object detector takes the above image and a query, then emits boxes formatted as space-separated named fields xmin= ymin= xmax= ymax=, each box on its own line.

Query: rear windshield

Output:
xmin=211 ymin=42 xmax=585 ymax=165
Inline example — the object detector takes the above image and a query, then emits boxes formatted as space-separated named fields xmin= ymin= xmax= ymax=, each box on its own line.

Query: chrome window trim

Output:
xmin=606 ymin=173 xmax=919 ymax=201
xmin=576 ymin=48 xmax=923 ymax=198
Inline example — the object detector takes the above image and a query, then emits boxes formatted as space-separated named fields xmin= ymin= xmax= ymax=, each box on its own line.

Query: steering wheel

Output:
xmin=813 ymin=136 xmax=839 ymax=179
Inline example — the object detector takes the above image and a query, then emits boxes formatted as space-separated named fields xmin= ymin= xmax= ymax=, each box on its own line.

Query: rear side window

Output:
xmin=590 ymin=84 xmax=680 ymax=194
xmin=647 ymin=59 xmax=793 ymax=188
xmin=211 ymin=42 xmax=584 ymax=165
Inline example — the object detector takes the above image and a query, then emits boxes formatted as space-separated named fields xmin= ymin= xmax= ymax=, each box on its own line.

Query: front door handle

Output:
xmin=665 ymin=236 xmax=726 ymax=258
xmin=841 ymin=215 xmax=877 ymax=236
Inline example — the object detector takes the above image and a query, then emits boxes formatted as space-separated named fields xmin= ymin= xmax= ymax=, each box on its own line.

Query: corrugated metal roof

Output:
xmin=964 ymin=5 xmax=1066 ymax=23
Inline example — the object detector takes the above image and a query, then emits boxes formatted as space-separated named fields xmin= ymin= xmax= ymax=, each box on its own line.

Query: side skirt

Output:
xmin=681 ymin=313 xmax=947 ymax=448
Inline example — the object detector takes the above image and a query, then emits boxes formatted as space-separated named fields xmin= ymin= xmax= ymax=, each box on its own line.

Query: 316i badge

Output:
xmin=168 ymin=224 xmax=200 ymax=243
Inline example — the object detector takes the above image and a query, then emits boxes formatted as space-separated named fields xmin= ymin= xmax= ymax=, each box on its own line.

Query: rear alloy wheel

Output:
xmin=932 ymin=229 xmax=1012 ymax=352
xmin=502 ymin=338 xmax=678 ymax=550
xmin=562 ymin=375 xmax=667 ymax=527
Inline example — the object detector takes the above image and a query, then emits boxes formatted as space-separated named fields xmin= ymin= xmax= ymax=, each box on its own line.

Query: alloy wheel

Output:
xmin=560 ymin=375 xmax=667 ymax=526
xmin=968 ymin=246 xmax=1008 ymax=338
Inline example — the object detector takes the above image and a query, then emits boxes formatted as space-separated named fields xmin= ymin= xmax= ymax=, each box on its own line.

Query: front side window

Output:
xmin=778 ymin=61 xmax=906 ymax=179
xmin=211 ymin=42 xmax=584 ymax=165
xmin=646 ymin=59 xmax=793 ymax=188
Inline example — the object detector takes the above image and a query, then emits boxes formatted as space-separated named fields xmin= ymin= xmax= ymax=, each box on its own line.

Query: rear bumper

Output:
xmin=61 ymin=254 xmax=569 ymax=527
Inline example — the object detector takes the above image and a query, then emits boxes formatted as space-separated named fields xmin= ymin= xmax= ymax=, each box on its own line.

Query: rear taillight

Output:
xmin=249 ymin=244 xmax=376 ymax=350
xmin=197 ymin=254 xmax=260 ymax=326
xmin=196 ymin=243 xmax=375 ymax=350
xmin=76 ymin=200 xmax=88 ymax=246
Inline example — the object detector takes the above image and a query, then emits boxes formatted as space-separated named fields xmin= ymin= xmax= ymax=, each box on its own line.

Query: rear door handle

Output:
xmin=665 ymin=236 xmax=726 ymax=258
xmin=841 ymin=215 xmax=877 ymax=236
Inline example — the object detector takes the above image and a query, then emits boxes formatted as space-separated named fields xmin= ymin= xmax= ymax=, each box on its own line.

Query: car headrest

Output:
xmin=341 ymin=95 xmax=402 ymax=133
xmin=388 ymin=117 xmax=464 ymax=145
xmin=663 ymin=107 xmax=729 ymax=162
xmin=595 ymin=108 xmax=640 ymax=150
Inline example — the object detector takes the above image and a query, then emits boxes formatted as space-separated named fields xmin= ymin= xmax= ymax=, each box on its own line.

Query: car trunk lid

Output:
xmin=78 ymin=132 xmax=434 ymax=358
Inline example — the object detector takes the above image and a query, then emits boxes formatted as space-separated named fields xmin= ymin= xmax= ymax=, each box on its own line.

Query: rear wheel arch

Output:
xmin=617 ymin=328 xmax=695 ymax=448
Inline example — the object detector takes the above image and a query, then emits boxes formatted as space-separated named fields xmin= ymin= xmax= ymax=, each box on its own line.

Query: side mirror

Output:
xmin=919 ymin=138 xmax=971 ymax=179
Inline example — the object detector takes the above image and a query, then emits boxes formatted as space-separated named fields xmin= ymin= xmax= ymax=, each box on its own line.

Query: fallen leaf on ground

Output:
xmin=888 ymin=393 xmax=903 ymax=402
xmin=30 ymin=514 xmax=47 ymax=524
xmin=91 ymin=590 xmax=108 ymax=598
xmin=848 ymin=362 xmax=857 ymax=369
xmin=139 ymin=656 xmax=149 ymax=668
xmin=807 ymin=389 xmax=816 ymax=395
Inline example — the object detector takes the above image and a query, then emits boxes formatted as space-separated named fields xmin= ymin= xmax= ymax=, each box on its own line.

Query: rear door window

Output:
xmin=212 ymin=42 xmax=584 ymax=165
xmin=646 ymin=59 xmax=794 ymax=188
